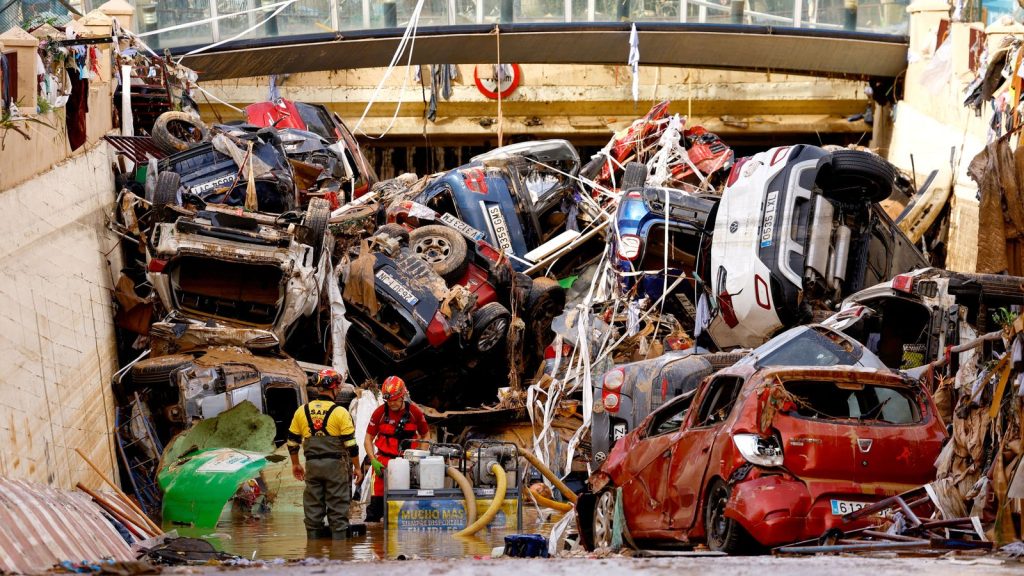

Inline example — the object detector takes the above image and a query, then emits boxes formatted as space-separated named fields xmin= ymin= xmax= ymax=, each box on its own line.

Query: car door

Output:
xmin=666 ymin=375 xmax=745 ymax=530
xmin=619 ymin=394 xmax=695 ymax=534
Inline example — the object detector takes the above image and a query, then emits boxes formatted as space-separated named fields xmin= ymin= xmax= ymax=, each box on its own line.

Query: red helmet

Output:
xmin=381 ymin=376 xmax=407 ymax=401
xmin=317 ymin=368 xmax=342 ymax=390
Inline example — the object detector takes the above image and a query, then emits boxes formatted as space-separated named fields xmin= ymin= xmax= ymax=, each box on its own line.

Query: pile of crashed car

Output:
xmin=105 ymin=99 xmax=1024 ymax=553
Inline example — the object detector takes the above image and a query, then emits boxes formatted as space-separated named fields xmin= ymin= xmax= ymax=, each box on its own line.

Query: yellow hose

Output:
xmin=527 ymin=489 xmax=573 ymax=512
xmin=447 ymin=466 xmax=478 ymax=526
xmin=517 ymin=447 xmax=578 ymax=504
xmin=455 ymin=463 xmax=506 ymax=537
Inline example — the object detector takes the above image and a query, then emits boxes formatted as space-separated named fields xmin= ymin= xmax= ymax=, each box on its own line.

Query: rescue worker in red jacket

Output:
xmin=288 ymin=369 xmax=363 ymax=540
xmin=362 ymin=376 xmax=429 ymax=522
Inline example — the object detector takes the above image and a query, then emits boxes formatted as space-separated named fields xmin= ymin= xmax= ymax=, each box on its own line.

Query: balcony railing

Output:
xmin=119 ymin=0 xmax=910 ymax=51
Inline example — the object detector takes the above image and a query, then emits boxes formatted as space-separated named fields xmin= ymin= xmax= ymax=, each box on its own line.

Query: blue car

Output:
xmin=390 ymin=140 xmax=592 ymax=274
xmin=613 ymin=182 xmax=717 ymax=302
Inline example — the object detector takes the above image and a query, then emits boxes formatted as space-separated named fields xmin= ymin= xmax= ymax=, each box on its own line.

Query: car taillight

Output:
xmin=725 ymin=156 xmax=748 ymax=187
xmin=603 ymin=368 xmax=624 ymax=391
xmin=892 ymin=274 xmax=914 ymax=294
xmin=733 ymin=434 xmax=783 ymax=467
xmin=426 ymin=311 xmax=450 ymax=347
xmin=477 ymin=240 xmax=503 ymax=263
xmin=147 ymin=258 xmax=168 ymax=273
xmin=603 ymin=392 xmax=620 ymax=412
xmin=617 ymin=234 xmax=642 ymax=261
xmin=716 ymin=266 xmax=739 ymax=328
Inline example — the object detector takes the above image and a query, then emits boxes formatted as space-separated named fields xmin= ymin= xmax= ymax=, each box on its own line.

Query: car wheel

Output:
xmin=815 ymin=149 xmax=896 ymax=203
xmin=472 ymin=302 xmax=511 ymax=353
xmin=304 ymin=198 xmax=331 ymax=264
xmin=152 ymin=111 xmax=209 ymax=154
xmin=621 ymin=161 xmax=647 ymax=191
xmin=592 ymin=489 xmax=616 ymax=549
xmin=527 ymin=277 xmax=565 ymax=347
xmin=151 ymin=172 xmax=181 ymax=206
xmin=376 ymin=223 xmax=410 ymax=245
xmin=704 ymin=478 xmax=753 ymax=554
xmin=130 ymin=354 xmax=194 ymax=389
xmin=409 ymin=224 xmax=469 ymax=283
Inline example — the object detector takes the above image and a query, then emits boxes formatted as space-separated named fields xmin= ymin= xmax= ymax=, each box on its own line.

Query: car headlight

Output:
xmin=733 ymin=433 xmax=783 ymax=467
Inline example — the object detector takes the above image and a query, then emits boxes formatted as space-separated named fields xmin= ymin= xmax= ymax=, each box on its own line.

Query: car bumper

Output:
xmin=725 ymin=474 xmax=900 ymax=547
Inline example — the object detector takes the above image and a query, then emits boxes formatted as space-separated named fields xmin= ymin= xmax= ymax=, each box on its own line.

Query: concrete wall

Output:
xmin=0 ymin=75 xmax=121 ymax=489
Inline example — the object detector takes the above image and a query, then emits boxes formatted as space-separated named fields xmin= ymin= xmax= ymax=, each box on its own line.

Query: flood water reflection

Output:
xmin=168 ymin=454 xmax=560 ymax=561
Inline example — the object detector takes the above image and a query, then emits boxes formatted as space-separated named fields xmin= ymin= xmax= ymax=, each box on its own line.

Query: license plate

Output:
xmin=375 ymin=269 xmax=418 ymax=306
xmin=486 ymin=204 xmax=514 ymax=254
xmin=830 ymin=499 xmax=870 ymax=515
xmin=760 ymin=190 xmax=778 ymax=248
xmin=612 ymin=423 xmax=627 ymax=441
xmin=440 ymin=212 xmax=484 ymax=242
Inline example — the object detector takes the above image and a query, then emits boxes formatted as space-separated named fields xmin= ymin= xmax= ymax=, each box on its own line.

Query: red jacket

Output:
xmin=367 ymin=402 xmax=429 ymax=457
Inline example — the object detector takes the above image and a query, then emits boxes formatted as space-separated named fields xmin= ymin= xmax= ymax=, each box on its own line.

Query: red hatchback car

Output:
xmin=578 ymin=364 xmax=946 ymax=553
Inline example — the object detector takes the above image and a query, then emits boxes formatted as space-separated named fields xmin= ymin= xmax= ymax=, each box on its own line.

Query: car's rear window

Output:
xmin=781 ymin=380 xmax=922 ymax=424
xmin=756 ymin=327 xmax=864 ymax=367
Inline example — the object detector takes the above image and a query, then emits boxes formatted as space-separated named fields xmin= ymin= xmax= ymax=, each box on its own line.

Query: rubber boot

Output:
xmin=365 ymin=496 xmax=384 ymax=523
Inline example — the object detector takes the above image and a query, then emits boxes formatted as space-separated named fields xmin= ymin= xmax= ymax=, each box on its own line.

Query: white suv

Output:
xmin=707 ymin=145 xmax=927 ymax=349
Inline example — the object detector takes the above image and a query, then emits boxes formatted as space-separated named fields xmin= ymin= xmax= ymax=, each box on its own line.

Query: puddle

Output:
xmin=168 ymin=451 xmax=562 ymax=560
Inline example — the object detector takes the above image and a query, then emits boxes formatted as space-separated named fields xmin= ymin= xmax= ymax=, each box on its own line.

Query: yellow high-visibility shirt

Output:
xmin=287 ymin=399 xmax=356 ymax=446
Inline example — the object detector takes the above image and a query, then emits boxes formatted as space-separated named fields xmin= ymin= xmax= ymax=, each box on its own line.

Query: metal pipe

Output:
xmin=778 ymin=540 xmax=931 ymax=554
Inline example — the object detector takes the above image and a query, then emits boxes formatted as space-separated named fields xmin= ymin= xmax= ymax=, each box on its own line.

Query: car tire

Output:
xmin=151 ymin=172 xmax=181 ymax=206
xmin=621 ymin=161 xmax=647 ymax=191
xmin=816 ymin=150 xmax=896 ymax=203
xmin=704 ymin=478 xmax=755 ymax=555
xmin=527 ymin=276 xmax=565 ymax=332
xmin=376 ymin=223 xmax=410 ymax=245
xmin=591 ymin=489 xmax=616 ymax=550
xmin=409 ymin=224 xmax=469 ymax=283
xmin=304 ymin=198 xmax=331 ymax=264
xmin=152 ymin=111 xmax=209 ymax=154
xmin=471 ymin=302 xmax=511 ymax=353
xmin=130 ymin=354 xmax=194 ymax=388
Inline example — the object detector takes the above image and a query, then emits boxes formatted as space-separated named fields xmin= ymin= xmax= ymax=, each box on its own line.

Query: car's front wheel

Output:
xmin=471 ymin=302 xmax=511 ymax=353
xmin=591 ymin=489 xmax=616 ymax=549
xmin=704 ymin=478 xmax=755 ymax=554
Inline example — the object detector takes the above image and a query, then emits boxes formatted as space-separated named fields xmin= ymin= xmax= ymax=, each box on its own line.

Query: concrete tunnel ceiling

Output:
xmin=174 ymin=24 xmax=909 ymax=81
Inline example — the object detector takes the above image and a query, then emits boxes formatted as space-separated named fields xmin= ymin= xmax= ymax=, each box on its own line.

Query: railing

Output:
xmin=116 ymin=0 xmax=910 ymax=51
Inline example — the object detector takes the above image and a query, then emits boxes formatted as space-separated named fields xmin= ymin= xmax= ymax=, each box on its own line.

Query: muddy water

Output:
xmin=169 ymin=451 xmax=561 ymax=561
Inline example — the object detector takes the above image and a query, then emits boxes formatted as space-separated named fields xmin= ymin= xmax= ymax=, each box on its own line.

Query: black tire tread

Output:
xmin=817 ymin=150 xmax=896 ymax=203
xmin=152 ymin=172 xmax=181 ymax=206
xmin=152 ymin=111 xmax=209 ymax=154
xmin=621 ymin=161 xmax=647 ymax=191
xmin=305 ymin=198 xmax=331 ymax=263
xmin=472 ymin=302 xmax=511 ymax=352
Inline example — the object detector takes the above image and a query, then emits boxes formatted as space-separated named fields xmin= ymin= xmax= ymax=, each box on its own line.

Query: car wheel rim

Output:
xmin=413 ymin=237 xmax=451 ymax=264
xmin=593 ymin=491 xmax=614 ymax=548
xmin=478 ymin=318 xmax=507 ymax=351
xmin=707 ymin=484 xmax=728 ymax=550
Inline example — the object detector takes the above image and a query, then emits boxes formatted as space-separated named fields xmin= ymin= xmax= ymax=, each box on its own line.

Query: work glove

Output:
xmin=371 ymin=458 xmax=385 ymax=477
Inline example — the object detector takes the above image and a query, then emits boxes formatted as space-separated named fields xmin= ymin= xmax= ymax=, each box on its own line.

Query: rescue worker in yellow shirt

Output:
xmin=287 ymin=369 xmax=363 ymax=540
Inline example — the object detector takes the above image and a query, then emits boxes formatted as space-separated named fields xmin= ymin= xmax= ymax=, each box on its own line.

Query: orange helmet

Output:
xmin=381 ymin=376 xmax=407 ymax=401
xmin=317 ymin=368 xmax=342 ymax=390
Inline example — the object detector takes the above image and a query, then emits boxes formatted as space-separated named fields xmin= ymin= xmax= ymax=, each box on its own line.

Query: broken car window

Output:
xmin=756 ymin=327 xmax=863 ymax=367
xmin=694 ymin=376 xmax=744 ymax=427
xmin=781 ymin=380 xmax=922 ymax=424
xmin=647 ymin=390 xmax=696 ymax=436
